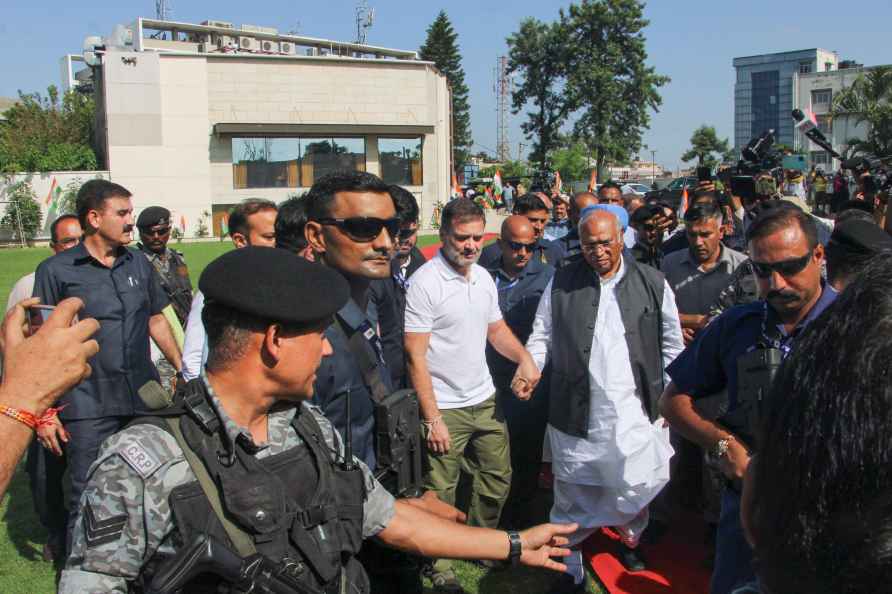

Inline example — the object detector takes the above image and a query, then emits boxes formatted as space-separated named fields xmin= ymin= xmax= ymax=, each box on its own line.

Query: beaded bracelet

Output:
xmin=0 ymin=405 xmax=39 ymax=429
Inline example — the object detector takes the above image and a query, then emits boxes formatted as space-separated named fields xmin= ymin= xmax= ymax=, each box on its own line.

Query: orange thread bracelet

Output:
xmin=0 ymin=405 xmax=39 ymax=429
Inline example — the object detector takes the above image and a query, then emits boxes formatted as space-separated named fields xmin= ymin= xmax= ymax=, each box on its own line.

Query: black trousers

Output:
xmin=493 ymin=373 xmax=550 ymax=530
xmin=64 ymin=415 xmax=131 ymax=544
xmin=26 ymin=441 xmax=69 ymax=546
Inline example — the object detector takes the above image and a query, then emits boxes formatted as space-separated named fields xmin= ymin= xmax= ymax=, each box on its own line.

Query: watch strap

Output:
xmin=507 ymin=530 xmax=522 ymax=566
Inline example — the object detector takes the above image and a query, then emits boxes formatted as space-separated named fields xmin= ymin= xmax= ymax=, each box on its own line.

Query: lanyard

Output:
xmin=759 ymin=302 xmax=795 ymax=359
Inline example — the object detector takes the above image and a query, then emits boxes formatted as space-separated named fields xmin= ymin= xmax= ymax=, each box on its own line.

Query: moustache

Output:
xmin=767 ymin=290 xmax=799 ymax=302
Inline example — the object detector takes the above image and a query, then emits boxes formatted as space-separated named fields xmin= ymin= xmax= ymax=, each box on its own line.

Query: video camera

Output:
xmin=529 ymin=170 xmax=557 ymax=193
xmin=735 ymin=129 xmax=782 ymax=176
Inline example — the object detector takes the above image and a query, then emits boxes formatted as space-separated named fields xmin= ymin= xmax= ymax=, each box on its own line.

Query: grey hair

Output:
xmin=578 ymin=209 xmax=623 ymax=237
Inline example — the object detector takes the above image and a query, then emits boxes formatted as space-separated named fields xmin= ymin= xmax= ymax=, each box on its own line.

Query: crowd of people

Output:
xmin=0 ymin=165 xmax=891 ymax=594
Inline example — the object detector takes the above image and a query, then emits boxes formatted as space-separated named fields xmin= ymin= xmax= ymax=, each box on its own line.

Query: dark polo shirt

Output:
xmin=33 ymin=242 xmax=169 ymax=420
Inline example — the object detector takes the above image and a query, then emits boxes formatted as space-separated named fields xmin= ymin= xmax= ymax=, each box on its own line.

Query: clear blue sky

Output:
xmin=2 ymin=1 xmax=890 ymax=169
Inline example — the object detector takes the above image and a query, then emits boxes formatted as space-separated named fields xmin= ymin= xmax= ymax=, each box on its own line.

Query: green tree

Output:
xmin=1 ymin=180 xmax=42 ymax=241
xmin=0 ymin=86 xmax=97 ymax=173
xmin=831 ymin=66 xmax=892 ymax=158
xmin=681 ymin=125 xmax=732 ymax=168
xmin=561 ymin=0 xmax=669 ymax=175
xmin=419 ymin=11 xmax=472 ymax=171
xmin=478 ymin=160 xmax=531 ymax=179
xmin=506 ymin=18 xmax=570 ymax=168
xmin=548 ymin=140 xmax=591 ymax=182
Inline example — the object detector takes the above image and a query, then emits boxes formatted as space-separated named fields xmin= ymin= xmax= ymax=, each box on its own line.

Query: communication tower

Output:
xmin=155 ymin=0 xmax=171 ymax=21
xmin=494 ymin=56 xmax=511 ymax=162
xmin=355 ymin=1 xmax=374 ymax=45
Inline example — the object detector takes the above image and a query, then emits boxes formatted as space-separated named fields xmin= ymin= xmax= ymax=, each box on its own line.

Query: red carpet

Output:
xmin=419 ymin=233 xmax=497 ymax=260
xmin=583 ymin=513 xmax=711 ymax=594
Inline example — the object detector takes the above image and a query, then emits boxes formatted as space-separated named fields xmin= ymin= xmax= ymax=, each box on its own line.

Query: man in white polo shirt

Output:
xmin=405 ymin=198 xmax=541 ymax=589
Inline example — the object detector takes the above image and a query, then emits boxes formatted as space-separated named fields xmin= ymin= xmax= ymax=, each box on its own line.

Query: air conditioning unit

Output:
xmin=260 ymin=39 xmax=276 ymax=53
xmin=215 ymin=35 xmax=235 ymax=51
xmin=279 ymin=42 xmax=295 ymax=55
xmin=238 ymin=36 xmax=256 ymax=51
xmin=202 ymin=20 xmax=234 ymax=29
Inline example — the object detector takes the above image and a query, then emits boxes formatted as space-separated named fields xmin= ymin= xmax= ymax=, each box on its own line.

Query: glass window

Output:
xmin=378 ymin=137 xmax=423 ymax=185
xmin=751 ymin=70 xmax=780 ymax=138
xmin=816 ymin=115 xmax=832 ymax=135
xmin=799 ymin=62 xmax=812 ymax=74
xmin=232 ymin=137 xmax=366 ymax=189
xmin=811 ymin=151 xmax=829 ymax=166
xmin=811 ymin=89 xmax=832 ymax=106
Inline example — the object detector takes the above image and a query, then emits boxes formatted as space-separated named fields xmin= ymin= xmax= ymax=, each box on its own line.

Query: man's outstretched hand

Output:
xmin=1 ymin=298 xmax=99 ymax=415
xmin=518 ymin=522 xmax=578 ymax=572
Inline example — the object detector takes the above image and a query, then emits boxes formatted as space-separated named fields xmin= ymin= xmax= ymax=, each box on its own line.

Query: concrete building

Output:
xmin=81 ymin=17 xmax=452 ymax=235
xmin=733 ymin=49 xmax=838 ymax=152
xmin=793 ymin=63 xmax=886 ymax=171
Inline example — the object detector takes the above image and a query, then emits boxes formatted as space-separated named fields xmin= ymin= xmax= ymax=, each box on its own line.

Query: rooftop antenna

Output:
xmin=155 ymin=0 xmax=171 ymax=21
xmin=355 ymin=1 xmax=374 ymax=45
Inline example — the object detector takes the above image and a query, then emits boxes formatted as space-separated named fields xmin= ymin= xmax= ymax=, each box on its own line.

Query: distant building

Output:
xmin=71 ymin=17 xmax=452 ymax=233
xmin=793 ymin=62 xmax=889 ymax=171
xmin=606 ymin=160 xmax=666 ymax=182
xmin=733 ymin=49 xmax=838 ymax=152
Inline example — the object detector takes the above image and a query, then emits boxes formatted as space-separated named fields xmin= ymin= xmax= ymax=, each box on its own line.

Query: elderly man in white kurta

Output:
xmin=517 ymin=206 xmax=684 ymax=592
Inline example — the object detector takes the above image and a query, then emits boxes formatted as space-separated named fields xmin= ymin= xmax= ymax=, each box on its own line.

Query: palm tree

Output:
xmin=830 ymin=66 xmax=892 ymax=158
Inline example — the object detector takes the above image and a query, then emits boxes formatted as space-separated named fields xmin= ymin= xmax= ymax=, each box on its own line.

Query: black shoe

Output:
xmin=545 ymin=573 xmax=585 ymax=594
xmin=474 ymin=558 xmax=509 ymax=571
xmin=618 ymin=544 xmax=647 ymax=572
xmin=429 ymin=569 xmax=465 ymax=593
xmin=640 ymin=519 xmax=668 ymax=545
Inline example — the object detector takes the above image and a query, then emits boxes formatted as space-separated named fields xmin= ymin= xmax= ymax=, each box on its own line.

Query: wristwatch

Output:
xmin=507 ymin=530 xmax=523 ymax=566
xmin=713 ymin=436 xmax=734 ymax=459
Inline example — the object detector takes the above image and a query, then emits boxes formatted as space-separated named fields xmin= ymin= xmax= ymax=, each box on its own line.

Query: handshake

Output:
xmin=510 ymin=354 xmax=541 ymax=401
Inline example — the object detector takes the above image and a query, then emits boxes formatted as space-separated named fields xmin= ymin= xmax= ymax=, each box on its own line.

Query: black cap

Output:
xmin=829 ymin=219 xmax=892 ymax=255
xmin=199 ymin=247 xmax=349 ymax=326
xmin=137 ymin=206 xmax=171 ymax=229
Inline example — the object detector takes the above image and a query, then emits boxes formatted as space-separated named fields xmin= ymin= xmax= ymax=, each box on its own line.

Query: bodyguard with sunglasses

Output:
xmin=485 ymin=215 xmax=555 ymax=531
xmin=659 ymin=204 xmax=838 ymax=594
xmin=136 ymin=206 xmax=193 ymax=327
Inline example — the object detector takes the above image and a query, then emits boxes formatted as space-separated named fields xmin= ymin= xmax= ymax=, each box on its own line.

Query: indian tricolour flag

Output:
xmin=220 ymin=213 xmax=229 ymax=237
xmin=493 ymin=170 xmax=503 ymax=200
xmin=179 ymin=215 xmax=187 ymax=234
xmin=42 ymin=177 xmax=62 ymax=235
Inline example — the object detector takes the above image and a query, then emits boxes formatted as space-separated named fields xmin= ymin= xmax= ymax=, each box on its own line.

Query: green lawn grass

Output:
xmin=0 ymin=235 xmax=601 ymax=593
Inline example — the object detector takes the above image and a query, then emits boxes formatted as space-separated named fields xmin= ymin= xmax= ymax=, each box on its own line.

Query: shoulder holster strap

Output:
xmin=334 ymin=314 xmax=390 ymax=404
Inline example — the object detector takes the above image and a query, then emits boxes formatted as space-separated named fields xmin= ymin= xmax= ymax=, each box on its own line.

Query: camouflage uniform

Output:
xmin=59 ymin=375 xmax=396 ymax=593
xmin=138 ymin=243 xmax=192 ymax=390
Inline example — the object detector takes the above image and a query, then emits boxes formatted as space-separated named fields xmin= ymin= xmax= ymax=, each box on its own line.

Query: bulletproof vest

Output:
xmin=548 ymin=257 xmax=666 ymax=437
xmin=137 ymin=380 xmax=368 ymax=594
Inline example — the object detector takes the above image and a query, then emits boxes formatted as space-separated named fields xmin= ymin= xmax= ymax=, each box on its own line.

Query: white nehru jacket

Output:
xmin=404 ymin=251 xmax=502 ymax=409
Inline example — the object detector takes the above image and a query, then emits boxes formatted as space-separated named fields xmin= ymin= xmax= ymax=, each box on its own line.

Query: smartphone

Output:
xmin=697 ymin=166 xmax=712 ymax=183
xmin=28 ymin=305 xmax=55 ymax=335
xmin=27 ymin=305 xmax=78 ymax=335
xmin=730 ymin=176 xmax=756 ymax=201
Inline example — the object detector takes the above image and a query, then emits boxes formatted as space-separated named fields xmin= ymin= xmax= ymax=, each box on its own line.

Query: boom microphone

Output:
xmin=791 ymin=109 xmax=841 ymax=158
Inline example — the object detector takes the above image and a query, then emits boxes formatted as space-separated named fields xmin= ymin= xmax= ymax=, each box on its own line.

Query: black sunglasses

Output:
xmin=398 ymin=227 xmax=418 ymax=240
xmin=506 ymin=240 xmax=537 ymax=253
xmin=751 ymin=253 xmax=812 ymax=278
xmin=317 ymin=217 xmax=400 ymax=241
xmin=141 ymin=226 xmax=171 ymax=237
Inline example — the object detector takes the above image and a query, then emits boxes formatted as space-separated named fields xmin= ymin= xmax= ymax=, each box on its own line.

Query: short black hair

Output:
xmin=75 ymin=179 xmax=132 ymax=229
xmin=597 ymin=180 xmax=622 ymax=198
xmin=838 ymin=199 xmax=874 ymax=215
xmin=50 ymin=214 xmax=79 ymax=243
xmin=440 ymin=198 xmax=485 ymax=235
xmin=304 ymin=171 xmax=393 ymax=222
xmin=746 ymin=203 xmax=818 ymax=250
xmin=684 ymin=202 xmax=723 ymax=224
xmin=513 ymin=193 xmax=548 ymax=215
xmin=228 ymin=199 xmax=277 ymax=239
xmin=753 ymin=256 xmax=892 ymax=593
xmin=202 ymin=302 xmax=272 ymax=372
xmin=390 ymin=185 xmax=419 ymax=225
xmin=274 ymin=197 xmax=309 ymax=253
xmin=631 ymin=204 xmax=661 ymax=226
xmin=835 ymin=208 xmax=875 ymax=225
xmin=826 ymin=242 xmax=878 ymax=287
